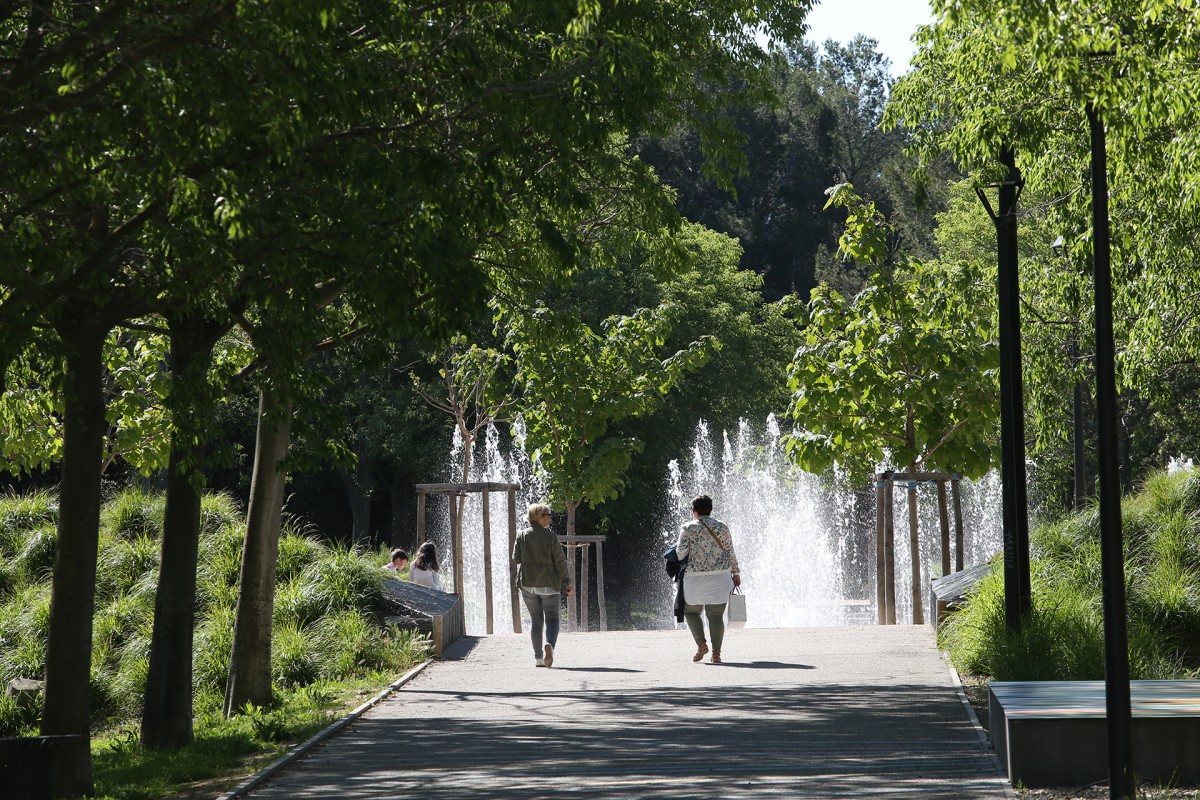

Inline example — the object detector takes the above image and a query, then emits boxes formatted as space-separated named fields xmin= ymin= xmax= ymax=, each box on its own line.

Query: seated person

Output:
xmin=384 ymin=547 xmax=409 ymax=573
xmin=409 ymin=542 xmax=444 ymax=591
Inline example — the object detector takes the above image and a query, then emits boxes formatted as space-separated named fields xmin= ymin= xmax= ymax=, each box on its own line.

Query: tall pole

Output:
xmin=977 ymin=146 xmax=1032 ymax=630
xmin=1086 ymin=104 xmax=1135 ymax=799
xmin=1073 ymin=372 xmax=1088 ymax=509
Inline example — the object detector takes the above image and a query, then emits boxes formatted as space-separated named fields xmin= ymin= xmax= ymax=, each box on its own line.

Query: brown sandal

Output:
xmin=710 ymin=652 xmax=722 ymax=664
xmin=692 ymin=643 xmax=709 ymax=662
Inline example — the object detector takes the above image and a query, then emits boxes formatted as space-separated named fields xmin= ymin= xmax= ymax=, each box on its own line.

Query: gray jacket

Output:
xmin=512 ymin=524 xmax=573 ymax=590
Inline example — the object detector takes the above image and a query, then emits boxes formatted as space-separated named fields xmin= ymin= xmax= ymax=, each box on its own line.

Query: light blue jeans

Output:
xmin=520 ymin=589 xmax=561 ymax=657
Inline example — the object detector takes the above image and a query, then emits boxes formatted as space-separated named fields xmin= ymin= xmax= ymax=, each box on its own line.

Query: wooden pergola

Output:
xmin=415 ymin=482 xmax=521 ymax=635
xmin=414 ymin=482 xmax=609 ymax=635
xmin=558 ymin=534 xmax=607 ymax=632
xmin=874 ymin=471 xmax=965 ymax=625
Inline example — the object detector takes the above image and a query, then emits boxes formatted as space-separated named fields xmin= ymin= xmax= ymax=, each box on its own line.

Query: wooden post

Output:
xmin=566 ymin=540 xmax=576 ymax=632
xmin=564 ymin=504 xmax=577 ymax=631
xmin=482 ymin=489 xmax=494 ymax=635
xmin=875 ymin=474 xmax=886 ymax=625
xmin=884 ymin=478 xmax=896 ymax=624
xmin=416 ymin=491 xmax=426 ymax=546
xmin=508 ymin=488 xmax=521 ymax=634
xmin=907 ymin=473 xmax=923 ymax=624
xmin=595 ymin=539 xmax=607 ymax=631
xmin=938 ymin=479 xmax=951 ymax=578
xmin=580 ymin=543 xmax=590 ymax=632
xmin=452 ymin=494 xmax=465 ymax=597
xmin=951 ymin=476 xmax=965 ymax=573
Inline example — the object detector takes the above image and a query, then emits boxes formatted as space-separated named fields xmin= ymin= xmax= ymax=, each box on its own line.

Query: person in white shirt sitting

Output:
xmin=408 ymin=542 xmax=444 ymax=591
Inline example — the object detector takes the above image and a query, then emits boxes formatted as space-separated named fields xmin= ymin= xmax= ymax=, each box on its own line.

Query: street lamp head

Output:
xmin=1051 ymin=235 xmax=1065 ymax=254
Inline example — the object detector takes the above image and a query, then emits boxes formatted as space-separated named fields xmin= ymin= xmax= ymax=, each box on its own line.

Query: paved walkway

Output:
xmin=244 ymin=626 xmax=1011 ymax=799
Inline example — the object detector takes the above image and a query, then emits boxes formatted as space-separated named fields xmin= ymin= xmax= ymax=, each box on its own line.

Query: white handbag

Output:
xmin=727 ymin=586 xmax=747 ymax=626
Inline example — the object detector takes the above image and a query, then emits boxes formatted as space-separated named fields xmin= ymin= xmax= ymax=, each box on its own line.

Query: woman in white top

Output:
xmin=675 ymin=494 xmax=740 ymax=664
xmin=408 ymin=542 xmax=444 ymax=591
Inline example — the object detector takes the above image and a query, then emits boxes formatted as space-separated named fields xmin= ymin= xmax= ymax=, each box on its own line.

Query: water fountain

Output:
xmin=430 ymin=415 xmax=1003 ymax=633
xmin=658 ymin=417 xmax=1004 ymax=626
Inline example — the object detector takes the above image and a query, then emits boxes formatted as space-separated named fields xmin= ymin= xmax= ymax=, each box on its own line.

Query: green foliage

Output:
xmin=0 ymin=582 xmax=52 ymax=685
xmin=0 ymin=690 xmax=40 ymax=737
xmin=276 ymin=523 xmax=329 ymax=584
xmin=297 ymin=547 xmax=385 ymax=619
xmin=943 ymin=467 xmax=1200 ymax=680
xmin=196 ymin=521 xmax=246 ymax=615
xmin=0 ymin=488 xmax=427 ymax=734
xmin=1 ymin=330 xmax=172 ymax=477
xmin=101 ymin=488 xmax=166 ymax=541
xmin=782 ymin=184 xmax=999 ymax=484
xmin=0 ymin=489 xmax=58 ymax=543
xmin=10 ymin=522 xmax=56 ymax=586
xmin=271 ymin=623 xmax=321 ymax=689
xmin=889 ymin=0 xmax=1200 ymax=497
xmin=504 ymin=298 xmax=717 ymax=514
xmin=193 ymin=606 xmax=237 ymax=695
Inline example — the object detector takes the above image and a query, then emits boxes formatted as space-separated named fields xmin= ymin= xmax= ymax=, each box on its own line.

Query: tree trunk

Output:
xmin=386 ymin=466 xmax=408 ymax=547
xmin=337 ymin=448 xmax=373 ymax=549
xmin=224 ymin=385 xmax=292 ymax=717
xmin=41 ymin=312 xmax=109 ymax=798
xmin=141 ymin=432 xmax=204 ymax=746
xmin=142 ymin=316 xmax=216 ymax=748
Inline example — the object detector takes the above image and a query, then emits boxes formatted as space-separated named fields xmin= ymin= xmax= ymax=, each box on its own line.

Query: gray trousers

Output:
xmin=520 ymin=589 xmax=561 ymax=656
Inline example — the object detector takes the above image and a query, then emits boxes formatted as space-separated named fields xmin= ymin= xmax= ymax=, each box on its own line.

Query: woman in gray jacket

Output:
xmin=513 ymin=503 xmax=574 ymax=667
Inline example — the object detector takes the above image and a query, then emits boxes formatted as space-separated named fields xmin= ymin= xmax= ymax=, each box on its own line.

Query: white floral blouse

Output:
xmin=676 ymin=516 xmax=740 ymax=575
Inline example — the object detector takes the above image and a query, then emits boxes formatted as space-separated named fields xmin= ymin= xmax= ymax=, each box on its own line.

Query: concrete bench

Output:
xmin=989 ymin=680 xmax=1200 ymax=787
xmin=381 ymin=580 xmax=465 ymax=658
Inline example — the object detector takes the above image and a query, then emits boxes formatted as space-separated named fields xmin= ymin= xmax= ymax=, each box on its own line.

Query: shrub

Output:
xmin=100 ymin=487 xmax=165 ymax=541
xmin=0 ymin=690 xmax=40 ymax=737
xmin=196 ymin=522 xmax=245 ymax=615
xmin=193 ymin=605 xmax=237 ymax=694
xmin=199 ymin=492 xmax=242 ymax=537
xmin=0 ymin=489 xmax=57 ymax=554
xmin=96 ymin=533 xmax=161 ymax=603
xmin=13 ymin=523 xmax=56 ymax=585
xmin=946 ymin=466 xmax=1200 ymax=680
xmin=298 ymin=546 xmax=384 ymax=619
xmin=277 ymin=529 xmax=328 ymax=584
xmin=272 ymin=622 xmax=320 ymax=688
xmin=0 ymin=487 xmax=424 ymax=736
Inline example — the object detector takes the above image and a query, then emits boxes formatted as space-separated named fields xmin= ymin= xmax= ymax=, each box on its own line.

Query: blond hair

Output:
xmin=527 ymin=503 xmax=552 ymax=525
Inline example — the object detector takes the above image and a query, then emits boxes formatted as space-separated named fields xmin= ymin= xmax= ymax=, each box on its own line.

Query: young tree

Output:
xmin=782 ymin=184 xmax=999 ymax=618
xmin=505 ymin=300 xmax=716 ymax=535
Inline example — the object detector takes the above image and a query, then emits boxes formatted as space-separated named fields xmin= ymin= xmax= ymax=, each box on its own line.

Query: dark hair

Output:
xmin=390 ymin=548 xmax=409 ymax=563
xmin=692 ymin=495 xmax=713 ymax=516
xmin=413 ymin=542 xmax=439 ymax=572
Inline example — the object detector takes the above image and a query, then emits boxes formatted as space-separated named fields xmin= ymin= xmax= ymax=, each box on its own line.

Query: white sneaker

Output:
xmin=543 ymin=643 xmax=554 ymax=668
xmin=535 ymin=657 xmax=545 ymax=667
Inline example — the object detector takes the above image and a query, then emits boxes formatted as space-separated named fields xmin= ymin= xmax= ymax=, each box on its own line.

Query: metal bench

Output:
xmin=989 ymin=680 xmax=1200 ymax=787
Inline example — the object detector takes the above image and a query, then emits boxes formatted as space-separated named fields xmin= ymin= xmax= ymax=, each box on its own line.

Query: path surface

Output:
xmin=245 ymin=626 xmax=1010 ymax=799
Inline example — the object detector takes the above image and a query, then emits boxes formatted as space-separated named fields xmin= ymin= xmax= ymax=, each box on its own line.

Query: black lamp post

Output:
xmin=976 ymin=146 xmax=1033 ymax=630
xmin=1085 ymin=103 xmax=1135 ymax=800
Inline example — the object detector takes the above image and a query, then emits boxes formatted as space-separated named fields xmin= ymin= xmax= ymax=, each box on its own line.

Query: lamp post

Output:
xmin=976 ymin=146 xmax=1033 ymax=630
xmin=1086 ymin=103 xmax=1135 ymax=800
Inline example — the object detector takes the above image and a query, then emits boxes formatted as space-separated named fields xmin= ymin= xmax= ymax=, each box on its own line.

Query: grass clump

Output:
xmin=942 ymin=466 xmax=1200 ymax=680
